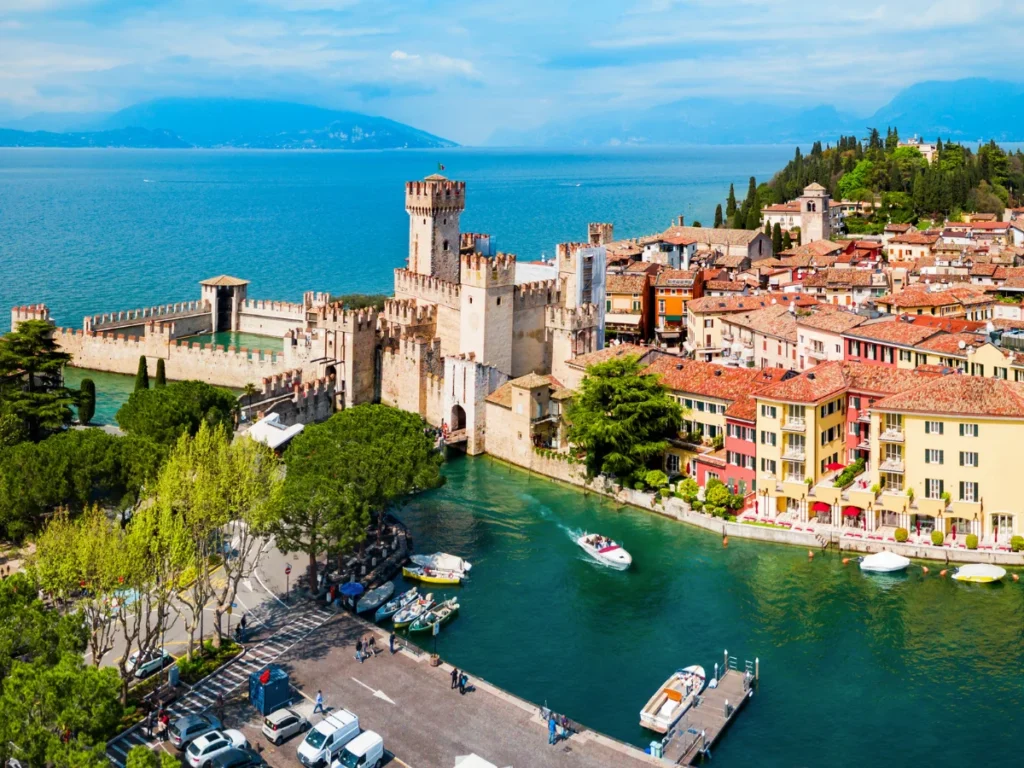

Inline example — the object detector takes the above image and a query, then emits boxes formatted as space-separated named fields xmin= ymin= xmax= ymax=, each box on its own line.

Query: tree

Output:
xmin=126 ymin=746 xmax=180 ymax=768
xmin=154 ymin=358 xmax=166 ymax=388
xmin=116 ymin=380 xmax=238 ymax=444
xmin=772 ymin=222 xmax=783 ymax=254
xmin=328 ymin=294 xmax=389 ymax=311
xmin=241 ymin=383 xmax=259 ymax=421
xmin=0 ymin=319 xmax=74 ymax=440
xmin=726 ymin=184 xmax=737 ymax=217
xmin=134 ymin=356 xmax=149 ymax=391
xmin=714 ymin=204 xmax=723 ymax=228
xmin=763 ymin=223 xmax=771 ymax=238
xmin=566 ymin=355 xmax=683 ymax=482
xmin=782 ymin=230 xmax=793 ymax=250
xmin=0 ymin=572 xmax=86 ymax=683
xmin=78 ymin=378 xmax=95 ymax=425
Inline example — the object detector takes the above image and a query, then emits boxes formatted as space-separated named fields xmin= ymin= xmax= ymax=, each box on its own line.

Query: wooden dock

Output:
xmin=660 ymin=652 xmax=756 ymax=765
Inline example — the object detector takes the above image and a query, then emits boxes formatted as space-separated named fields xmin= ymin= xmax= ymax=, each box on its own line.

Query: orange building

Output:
xmin=654 ymin=269 xmax=704 ymax=346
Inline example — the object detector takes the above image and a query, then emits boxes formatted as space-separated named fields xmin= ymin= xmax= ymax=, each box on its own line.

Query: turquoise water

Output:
xmin=0 ymin=147 xmax=794 ymax=331
xmin=397 ymin=456 xmax=1024 ymax=767
xmin=63 ymin=366 xmax=136 ymax=425
xmin=180 ymin=330 xmax=283 ymax=353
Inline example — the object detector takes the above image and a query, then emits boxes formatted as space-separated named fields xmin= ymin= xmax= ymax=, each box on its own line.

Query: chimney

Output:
xmin=677 ymin=215 xmax=685 ymax=227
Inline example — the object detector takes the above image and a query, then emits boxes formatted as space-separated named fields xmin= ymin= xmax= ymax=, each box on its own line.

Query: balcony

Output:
xmin=781 ymin=418 xmax=806 ymax=432
xmin=856 ymin=412 xmax=872 ymax=424
xmin=879 ymin=456 xmax=905 ymax=473
xmin=782 ymin=444 xmax=806 ymax=461
xmin=879 ymin=428 xmax=904 ymax=443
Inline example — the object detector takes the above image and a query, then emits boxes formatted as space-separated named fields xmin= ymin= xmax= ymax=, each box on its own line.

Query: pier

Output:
xmin=661 ymin=650 xmax=757 ymax=765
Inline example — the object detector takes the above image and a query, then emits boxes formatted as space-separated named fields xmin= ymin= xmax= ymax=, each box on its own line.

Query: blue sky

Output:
xmin=0 ymin=0 xmax=1020 ymax=144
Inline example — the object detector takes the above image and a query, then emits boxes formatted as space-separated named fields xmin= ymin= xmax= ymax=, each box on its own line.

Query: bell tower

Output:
xmin=405 ymin=174 xmax=465 ymax=284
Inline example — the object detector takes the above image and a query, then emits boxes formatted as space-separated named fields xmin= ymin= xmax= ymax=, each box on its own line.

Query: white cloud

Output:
xmin=390 ymin=49 xmax=477 ymax=78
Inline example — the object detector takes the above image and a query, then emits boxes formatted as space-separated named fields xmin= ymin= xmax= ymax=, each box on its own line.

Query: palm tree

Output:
xmin=241 ymin=383 xmax=260 ymax=422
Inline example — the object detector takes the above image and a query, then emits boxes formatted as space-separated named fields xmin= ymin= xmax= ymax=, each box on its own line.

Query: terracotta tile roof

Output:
xmin=661 ymin=233 xmax=698 ymax=246
xmin=780 ymin=240 xmax=845 ymax=259
xmin=606 ymin=274 xmax=648 ymax=294
xmin=890 ymin=233 xmax=940 ymax=245
xmin=762 ymin=202 xmax=800 ymax=213
xmin=796 ymin=308 xmax=868 ymax=333
xmin=645 ymin=358 xmax=790 ymax=402
xmin=887 ymin=261 xmax=915 ymax=270
xmin=905 ymin=315 xmax=985 ymax=333
xmin=993 ymin=318 xmax=1024 ymax=330
xmin=970 ymin=264 xmax=999 ymax=276
xmin=485 ymin=373 xmax=564 ymax=408
xmin=842 ymin=363 xmax=946 ymax=395
xmin=967 ymin=221 xmax=1009 ymax=231
xmin=873 ymin=375 xmax=1024 ymax=418
xmin=803 ymin=268 xmax=875 ymax=288
xmin=843 ymin=319 xmax=943 ymax=346
xmin=485 ymin=382 xmax=514 ymax=408
xmin=706 ymin=280 xmax=747 ymax=292
xmin=885 ymin=223 xmax=914 ymax=233
xmin=915 ymin=332 xmax=987 ymax=355
xmin=655 ymin=269 xmax=699 ymax=287
xmin=686 ymin=295 xmax=777 ymax=314
xmin=756 ymin=360 xmax=849 ymax=404
xmin=721 ymin=305 xmax=798 ymax=342
xmin=624 ymin=261 xmax=662 ymax=275
xmin=875 ymin=286 xmax=990 ymax=308
xmin=712 ymin=254 xmax=751 ymax=269
xmin=993 ymin=266 xmax=1024 ymax=281
xmin=200 ymin=275 xmax=250 ymax=286
xmin=565 ymin=343 xmax=649 ymax=370
xmin=660 ymin=225 xmax=764 ymax=248
xmin=695 ymin=448 xmax=728 ymax=467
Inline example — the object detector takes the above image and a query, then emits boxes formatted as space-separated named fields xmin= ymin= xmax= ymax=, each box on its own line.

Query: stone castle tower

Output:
xmin=459 ymin=252 xmax=516 ymax=374
xmin=797 ymin=182 xmax=831 ymax=242
xmin=406 ymin=174 xmax=466 ymax=284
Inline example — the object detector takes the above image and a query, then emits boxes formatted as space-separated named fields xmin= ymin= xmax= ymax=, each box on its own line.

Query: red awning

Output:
xmin=812 ymin=501 xmax=831 ymax=513
xmin=825 ymin=462 xmax=846 ymax=471
xmin=842 ymin=505 xmax=862 ymax=517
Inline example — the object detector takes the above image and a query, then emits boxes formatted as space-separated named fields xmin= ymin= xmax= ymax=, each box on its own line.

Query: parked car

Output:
xmin=186 ymin=729 xmax=248 ymax=768
xmin=333 ymin=730 xmax=384 ymax=768
xmin=210 ymin=746 xmax=265 ymax=768
xmin=297 ymin=710 xmax=359 ymax=768
xmin=262 ymin=707 xmax=309 ymax=745
xmin=169 ymin=714 xmax=222 ymax=750
xmin=125 ymin=647 xmax=174 ymax=679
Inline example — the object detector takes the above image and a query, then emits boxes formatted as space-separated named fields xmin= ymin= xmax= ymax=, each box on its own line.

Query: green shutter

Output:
xmin=959 ymin=481 xmax=964 ymax=500
xmin=959 ymin=452 xmax=963 ymax=466
xmin=959 ymin=423 xmax=964 ymax=436
xmin=939 ymin=479 xmax=944 ymax=496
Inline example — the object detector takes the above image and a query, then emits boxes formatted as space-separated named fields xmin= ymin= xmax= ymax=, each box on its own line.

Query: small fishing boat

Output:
xmin=356 ymin=581 xmax=395 ymax=614
xmin=402 ymin=565 xmax=463 ymax=585
xmin=576 ymin=533 xmax=632 ymax=570
xmin=410 ymin=552 xmax=472 ymax=576
xmin=392 ymin=594 xmax=434 ymax=629
xmin=639 ymin=666 xmax=707 ymax=733
xmin=860 ymin=551 xmax=911 ymax=573
xmin=409 ymin=598 xmax=460 ymax=634
xmin=952 ymin=563 xmax=1007 ymax=583
xmin=375 ymin=587 xmax=419 ymax=622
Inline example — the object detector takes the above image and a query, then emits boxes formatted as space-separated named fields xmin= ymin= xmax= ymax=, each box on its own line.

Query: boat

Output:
xmin=375 ymin=587 xmax=419 ymax=622
xmin=409 ymin=598 xmax=460 ymax=634
xmin=410 ymin=552 xmax=472 ymax=576
xmin=951 ymin=563 xmax=1007 ymax=583
xmin=639 ymin=666 xmax=707 ymax=733
xmin=576 ymin=533 xmax=632 ymax=570
xmin=859 ymin=551 xmax=911 ymax=573
xmin=402 ymin=565 xmax=463 ymax=585
xmin=356 ymin=581 xmax=395 ymax=614
xmin=392 ymin=594 xmax=434 ymax=629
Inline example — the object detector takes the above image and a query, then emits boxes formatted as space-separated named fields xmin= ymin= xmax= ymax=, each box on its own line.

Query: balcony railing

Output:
xmin=856 ymin=412 xmax=871 ymax=423
xmin=879 ymin=428 xmax=904 ymax=442
xmin=781 ymin=418 xmax=806 ymax=432
xmin=784 ymin=474 xmax=805 ymax=484
xmin=782 ymin=445 xmax=806 ymax=460
xmin=879 ymin=456 xmax=905 ymax=473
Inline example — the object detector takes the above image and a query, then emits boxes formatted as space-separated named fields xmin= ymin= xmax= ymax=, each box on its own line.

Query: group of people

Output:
xmin=145 ymin=708 xmax=171 ymax=740
xmin=585 ymin=535 xmax=612 ymax=549
xmin=548 ymin=713 xmax=571 ymax=745
xmin=449 ymin=666 xmax=470 ymax=695
xmin=354 ymin=634 xmax=378 ymax=662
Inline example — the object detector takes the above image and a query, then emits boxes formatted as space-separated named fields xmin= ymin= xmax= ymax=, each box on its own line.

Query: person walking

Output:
xmin=450 ymin=666 xmax=459 ymax=690
xmin=215 ymin=692 xmax=225 ymax=722
xmin=158 ymin=710 xmax=170 ymax=741
xmin=313 ymin=690 xmax=325 ymax=714
xmin=548 ymin=715 xmax=557 ymax=745
xmin=458 ymin=672 xmax=468 ymax=695
xmin=389 ymin=632 xmax=396 ymax=654
xmin=145 ymin=708 xmax=154 ymax=739
xmin=355 ymin=639 xmax=363 ymax=663
xmin=367 ymin=635 xmax=376 ymax=658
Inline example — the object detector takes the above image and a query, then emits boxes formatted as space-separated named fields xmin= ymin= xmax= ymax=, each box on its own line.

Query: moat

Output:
xmin=397 ymin=455 xmax=1024 ymax=767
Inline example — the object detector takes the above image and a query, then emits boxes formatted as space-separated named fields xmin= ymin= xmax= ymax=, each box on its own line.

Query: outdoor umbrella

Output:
xmin=825 ymin=462 xmax=845 ymax=472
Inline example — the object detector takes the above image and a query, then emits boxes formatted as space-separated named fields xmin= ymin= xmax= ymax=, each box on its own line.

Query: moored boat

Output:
xmin=576 ymin=533 xmax=632 ymax=570
xmin=409 ymin=598 xmax=460 ymax=634
xmin=410 ymin=552 xmax=472 ymax=576
xmin=639 ymin=665 xmax=707 ymax=733
xmin=375 ymin=587 xmax=419 ymax=622
xmin=952 ymin=563 xmax=1007 ymax=583
xmin=860 ymin=551 xmax=911 ymax=573
xmin=392 ymin=594 xmax=434 ymax=629
xmin=356 ymin=581 xmax=395 ymax=614
xmin=402 ymin=565 xmax=463 ymax=585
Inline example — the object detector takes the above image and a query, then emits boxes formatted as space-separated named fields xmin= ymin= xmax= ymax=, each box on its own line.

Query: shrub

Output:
xmin=930 ymin=530 xmax=944 ymax=546
xmin=726 ymin=514 xmax=737 ymax=522
xmin=659 ymin=488 xmax=670 ymax=498
xmin=634 ymin=480 xmax=646 ymax=491
xmin=894 ymin=527 xmax=909 ymax=542
xmin=870 ymin=483 xmax=881 ymax=495
xmin=906 ymin=487 xmax=915 ymax=501
xmin=1012 ymin=535 xmax=1024 ymax=553
xmin=711 ymin=434 xmax=724 ymax=450
xmin=941 ymin=490 xmax=951 ymax=504
xmin=832 ymin=457 xmax=866 ymax=488
xmin=966 ymin=533 xmax=978 ymax=550
xmin=644 ymin=469 xmax=669 ymax=490
xmin=78 ymin=378 xmax=96 ymax=425
xmin=678 ymin=478 xmax=700 ymax=504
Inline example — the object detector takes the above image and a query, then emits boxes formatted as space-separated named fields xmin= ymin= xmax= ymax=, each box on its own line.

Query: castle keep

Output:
xmin=19 ymin=174 xmax=606 ymax=454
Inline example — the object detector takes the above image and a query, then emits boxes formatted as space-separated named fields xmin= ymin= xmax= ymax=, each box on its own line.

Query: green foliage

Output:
xmin=966 ymin=533 xmax=978 ymax=550
xmin=0 ymin=319 xmax=75 ymax=441
xmin=154 ymin=358 xmax=166 ymax=388
xmin=0 ymin=572 xmax=86 ymax=683
xmin=930 ymin=530 xmax=944 ymax=546
xmin=832 ymin=457 xmax=866 ymax=488
xmin=712 ymin=434 xmax=724 ymax=450
xmin=659 ymin=488 xmax=670 ymax=498
xmin=134 ymin=356 xmax=149 ymax=392
xmin=566 ymin=355 xmax=683 ymax=483
xmin=644 ymin=469 xmax=668 ymax=490
xmin=839 ymin=159 xmax=874 ymax=199
xmin=781 ymin=231 xmax=792 ymax=250
xmin=78 ymin=378 xmax=95 ymax=426
xmin=726 ymin=184 xmax=736 ymax=217
xmin=870 ymin=483 xmax=881 ymax=495
xmin=894 ymin=527 xmax=909 ymax=542
xmin=116 ymin=380 xmax=238 ymax=444
xmin=771 ymin=222 xmax=783 ymax=254
xmin=714 ymin=204 xmax=723 ymax=228
xmin=678 ymin=477 xmax=699 ymax=504
xmin=1011 ymin=535 xmax=1024 ymax=553
xmin=702 ymin=478 xmax=743 ymax=518
xmin=633 ymin=480 xmax=646 ymax=491
xmin=328 ymin=293 xmax=389 ymax=311
xmin=174 ymin=639 xmax=240 ymax=684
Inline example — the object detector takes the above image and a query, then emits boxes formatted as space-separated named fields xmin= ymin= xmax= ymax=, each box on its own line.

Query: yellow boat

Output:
xmin=402 ymin=566 xmax=462 ymax=585
xmin=951 ymin=564 xmax=1006 ymax=583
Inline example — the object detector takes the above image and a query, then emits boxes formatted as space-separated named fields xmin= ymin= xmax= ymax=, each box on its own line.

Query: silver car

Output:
xmin=262 ymin=708 xmax=308 ymax=745
xmin=125 ymin=647 xmax=174 ymax=679
xmin=169 ymin=713 xmax=222 ymax=749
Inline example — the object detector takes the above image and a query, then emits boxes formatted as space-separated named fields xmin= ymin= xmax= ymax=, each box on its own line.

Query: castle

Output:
xmin=14 ymin=174 xmax=607 ymax=453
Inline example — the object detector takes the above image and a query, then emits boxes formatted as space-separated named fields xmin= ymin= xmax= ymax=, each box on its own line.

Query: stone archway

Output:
xmin=450 ymin=404 xmax=467 ymax=431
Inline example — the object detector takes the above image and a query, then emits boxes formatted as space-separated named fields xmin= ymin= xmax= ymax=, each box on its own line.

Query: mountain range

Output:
xmin=0 ymin=98 xmax=457 ymax=150
xmin=488 ymin=78 xmax=1024 ymax=147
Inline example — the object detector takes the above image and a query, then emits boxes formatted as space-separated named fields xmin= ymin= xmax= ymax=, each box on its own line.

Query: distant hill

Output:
xmin=0 ymin=98 xmax=456 ymax=150
xmin=489 ymin=78 xmax=1024 ymax=147
xmin=0 ymin=127 xmax=189 ymax=148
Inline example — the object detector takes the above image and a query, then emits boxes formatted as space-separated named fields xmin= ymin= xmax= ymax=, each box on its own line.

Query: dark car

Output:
xmin=210 ymin=746 xmax=264 ymax=768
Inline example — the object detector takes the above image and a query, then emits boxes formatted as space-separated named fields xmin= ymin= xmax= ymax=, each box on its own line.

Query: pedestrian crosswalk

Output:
xmin=106 ymin=604 xmax=336 ymax=766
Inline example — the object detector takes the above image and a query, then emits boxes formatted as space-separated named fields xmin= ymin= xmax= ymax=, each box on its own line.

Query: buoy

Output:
xmin=723 ymin=537 xmax=729 ymax=548
xmin=808 ymin=550 xmax=814 ymax=559
xmin=939 ymin=569 xmax=947 ymax=578
xmin=921 ymin=566 xmax=929 ymax=574
xmin=1013 ymin=573 xmax=1019 ymax=582
xmin=842 ymin=557 xmax=850 ymax=565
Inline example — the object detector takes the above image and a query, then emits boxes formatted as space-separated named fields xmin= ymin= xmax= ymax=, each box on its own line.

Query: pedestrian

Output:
xmin=367 ymin=635 xmax=376 ymax=658
xmin=548 ymin=715 xmax=557 ymax=745
xmin=158 ymin=710 xmax=169 ymax=741
xmin=215 ymin=692 xmax=225 ymax=722
xmin=145 ymin=708 xmax=154 ymax=739
xmin=313 ymin=690 xmax=325 ymax=714
xmin=450 ymin=666 xmax=459 ymax=690
xmin=355 ymin=639 xmax=363 ymax=663
xmin=458 ymin=672 xmax=468 ymax=695
xmin=389 ymin=632 xmax=396 ymax=654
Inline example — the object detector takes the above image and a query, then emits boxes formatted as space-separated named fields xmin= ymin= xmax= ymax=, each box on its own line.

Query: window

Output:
xmin=760 ymin=431 xmax=777 ymax=446
xmin=960 ymin=423 xmax=979 ymax=437
xmin=899 ymin=349 xmax=912 ymax=362
xmin=666 ymin=454 xmax=680 ymax=474
xmin=760 ymin=458 xmax=777 ymax=474
xmin=606 ymin=300 xmax=611 ymax=311
xmin=960 ymin=451 xmax=978 ymax=467
xmin=659 ymin=300 xmax=665 ymax=313
xmin=761 ymin=405 xmax=777 ymax=419
xmin=850 ymin=396 xmax=861 ymax=410
xmin=959 ymin=481 xmax=979 ymax=502
xmin=632 ymin=300 xmax=641 ymax=312
xmin=684 ymin=399 xmax=693 ymax=409
xmin=704 ymin=319 xmax=713 ymax=328
xmin=925 ymin=449 xmax=943 ymax=465
xmin=995 ymin=367 xmax=1008 ymax=380
xmin=696 ymin=401 xmax=705 ymax=412
xmin=924 ymin=421 xmax=943 ymax=435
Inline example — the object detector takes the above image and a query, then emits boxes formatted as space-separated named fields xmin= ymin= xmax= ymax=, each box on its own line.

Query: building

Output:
xmin=760 ymin=183 xmax=834 ymax=240
xmin=655 ymin=269 xmax=704 ymax=346
xmin=897 ymin=136 xmax=937 ymax=162
xmin=887 ymin=232 xmax=940 ymax=261
xmin=797 ymin=309 xmax=868 ymax=369
xmin=882 ymin=223 xmax=916 ymax=248
xmin=558 ymin=343 xmax=655 ymax=392
xmin=605 ymin=274 xmax=653 ymax=342
xmin=642 ymin=234 xmax=697 ymax=269
xmin=659 ymin=224 xmax=773 ymax=262
xmin=719 ymin=304 xmax=801 ymax=370
xmin=801 ymin=268 xmax=887 ymax=307
xmin=874 ymin=286 xmax=995 ymax=320
xmin=842 ymin=318 xmax=945 ymax=368
xmin=483 ymin=373 xmax=571 ymax=467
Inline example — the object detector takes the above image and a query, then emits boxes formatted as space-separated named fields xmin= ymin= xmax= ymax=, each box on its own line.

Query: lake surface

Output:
xmin=0 ymin=146 xmax=794 ymax=331
xmin=398 ymin=456 xmax=1024 ymax=768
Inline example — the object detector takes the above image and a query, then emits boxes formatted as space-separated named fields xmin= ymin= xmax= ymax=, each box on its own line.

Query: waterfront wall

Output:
xmin=238 ymin=298 xmax=307 ymax=337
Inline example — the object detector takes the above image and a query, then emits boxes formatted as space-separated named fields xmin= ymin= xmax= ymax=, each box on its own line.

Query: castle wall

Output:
xmin=483 ymin=400 xmax=531 ymax=466
xmin=238 ymin=298 xmax=308 ymax=337
xmin=444 ymin=356 xmax=508 ymax=455
xmin=511 ymin=280 xmax=557 ymax=377
xmin=380 ymin=337 xmax=428 ymax=417
xmin=85 ymin=300 xmax=211 ymax=335
xmin=263 ymin=378 xmax=337 ymax=427
xmin=459 ymin=253 xmax=515 ymax=375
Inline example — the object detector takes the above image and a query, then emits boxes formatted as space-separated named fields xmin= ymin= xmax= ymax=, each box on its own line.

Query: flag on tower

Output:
xmin=437 ymin=162 xmax=445 ymax=171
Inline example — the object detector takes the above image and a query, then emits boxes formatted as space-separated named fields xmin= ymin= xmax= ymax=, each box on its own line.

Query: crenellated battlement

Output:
xmin=309 ymin=304 xmax=379 ymax=332
xmin=241 ymin=298 xmax=307 ymax=315
xmin=260 ymin=369 xmax=303 ymax=399
xmin=556 ymin=242 xmax=591 ymax=269
xmin=394 ymin=269 xmax=461 ymax=308
xmin=11 ymin=304 xmax=52 ymax=329
xmin=383 ymin=298 xmax=437 ymax=328
xmin=545 ymin=303 xmax=599 ymax=332
xmin=85 ymin=300 xmax=209 ymax=332
xmin=302 ymin=291 xmax=332 ymax=308
xmin=405 ymin=176 xmax=466 ymax=214
xmin=460 ymin=252 xmax=516 ymax=289
xmin=588 ymin=222 xmax=614 ymax=245
xmin=514 ymin=279 xmax=559 ymax=309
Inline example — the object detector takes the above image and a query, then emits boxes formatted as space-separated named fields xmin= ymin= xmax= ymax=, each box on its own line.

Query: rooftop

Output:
xmin=655 ymin=269 xmax=699 ymax=287
xmin=645 ymin=357 xmax=790 ymax=402
xmin=721 ymin=304 xmax=798 ymax=342
xmin=606 ymin=274 xmax=648 ymax=294
xmin=659 ymin=225 xmax=764 ymax=248
xmin=890 ymin=233 xmax=940 ymax=245
xmin=780 ymin=240 xmax=845 ymax=259
xmin=873 ymin=375 xmax=1024 ymax=418
xmin=843 ymin=319 xmax=943 ymax=346
xmin=796 ymin=308 xmax=868 ymax=334
xmin=565 ymin=343 xmax=649 ymax=370
xmin=201 ymin=275 xmax=250 ymax=287
xmin=802 ymin=268 xmax=876 ymax=288
xmin=485 ymin=373 xmax=564 ymax=408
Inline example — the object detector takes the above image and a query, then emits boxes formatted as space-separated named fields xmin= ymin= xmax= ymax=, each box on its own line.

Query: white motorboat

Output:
xmin=410 ymin=552 xmax=472 ymax=576
xmin=577 ymin=533 xmax=632 ymax=570
xmin=951 ymin=563 xmax=1007 ymax=584
xmin=639 ymin=665 xmax=706 ymax=733
xmin=356 ymin=581 xmax=395 ymax=613
xmin=859 ymin=551 xmax=911 ymax=573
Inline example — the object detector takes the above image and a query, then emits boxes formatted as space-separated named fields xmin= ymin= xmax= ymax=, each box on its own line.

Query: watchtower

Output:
xmin=459 ymin=252 xmax=516 ymax=375
xmin=797 ymin=183 xmax=831 ymax=242
xmin=406 ymin=174 xmax=466 ymax=284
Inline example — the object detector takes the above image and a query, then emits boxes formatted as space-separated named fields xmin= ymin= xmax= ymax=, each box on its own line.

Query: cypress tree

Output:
xmin=772 ymin=223 xmax=783 ymax=254
xmin=764 ymin=222 xmax=772 ymax=238
xmin=726 ymin=184 xmax=737 ymax=217
xmin=714 ymin=204 xmax=723 ymax=228
xmin=745 ymin=205 xmax=760 ymax=230
xmin=78 ymin=378 xmax=95 ymax=425
xmin=135 ymin=356 xmax=149 ymax=391
xmin=155 ymin=358 xmax=166 ymax=387
xmin=782 ymin=231 xmax=792 ymax=250
xmin=746 ymin=176 xmax=757 ymax=204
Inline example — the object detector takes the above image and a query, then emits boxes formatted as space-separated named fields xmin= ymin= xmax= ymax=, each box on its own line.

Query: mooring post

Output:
xmin=724 ymin=698 xmax=730 ymax=717
xmin=723 ymin=648 xmax=728 ymax=673
xmin=755 ymin=657 xmax=760 ymax=681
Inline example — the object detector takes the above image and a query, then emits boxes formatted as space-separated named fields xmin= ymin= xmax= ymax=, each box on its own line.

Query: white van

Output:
xmin=333 ymin=731 xmax=384 ymax=768
xmin=296 ymin=710 xmax=359 ymax=768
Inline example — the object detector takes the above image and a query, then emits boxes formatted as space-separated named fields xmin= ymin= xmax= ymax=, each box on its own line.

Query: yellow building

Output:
xmin=874 ymin=286 xmax=995 ymax=320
